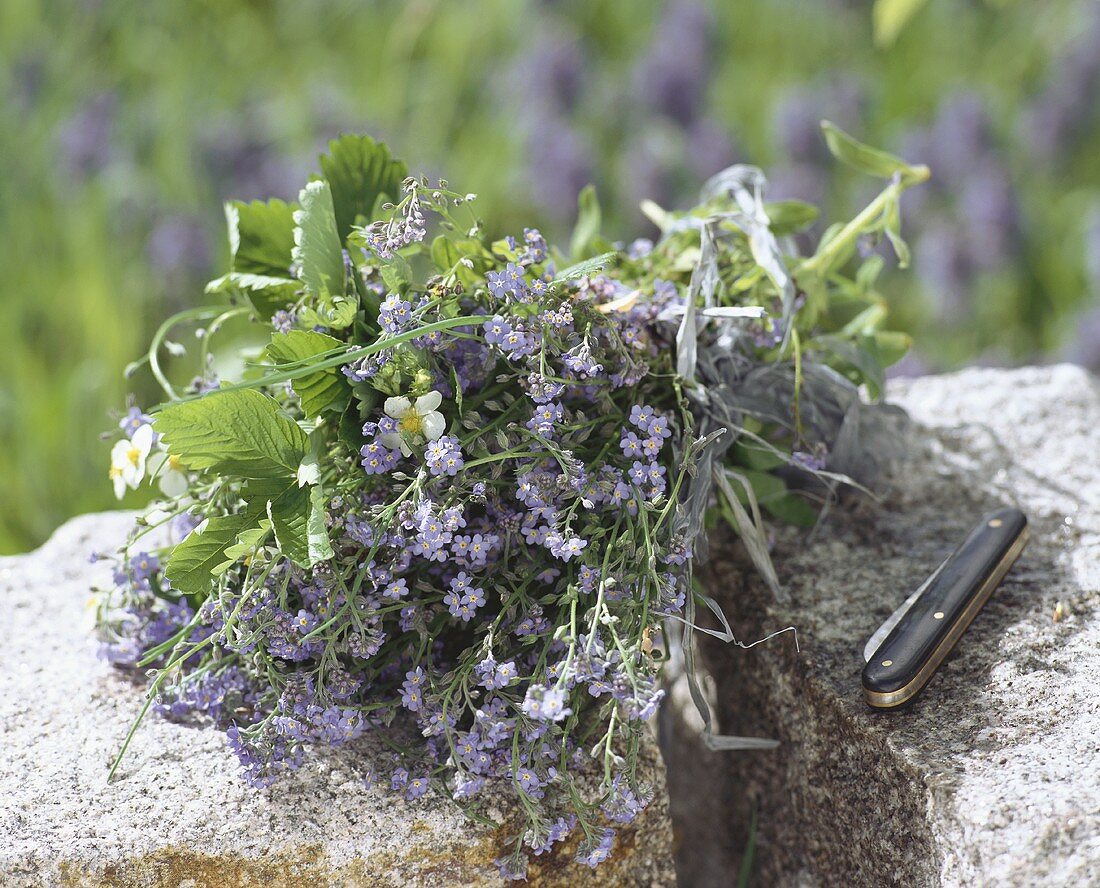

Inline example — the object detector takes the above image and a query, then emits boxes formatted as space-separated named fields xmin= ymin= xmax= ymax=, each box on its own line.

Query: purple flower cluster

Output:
xmin=361 ymin=179 xmax=427 ymax=259
xmin=101 ymin=206 xmax=700 ymax=877
xmin=425 ymin=436 xmax=464 ymax=476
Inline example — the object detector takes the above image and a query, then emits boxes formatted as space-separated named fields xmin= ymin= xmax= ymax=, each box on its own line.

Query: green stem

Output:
xmin=149 ymin=314 xmax=488 ymax=411
xmin=108 ymin=632 xmax=215 ymax=782
xmin=797 ymin=171 xmax=925 ymax=277
xmin=147 ymin=306 xmax=227 ymax=399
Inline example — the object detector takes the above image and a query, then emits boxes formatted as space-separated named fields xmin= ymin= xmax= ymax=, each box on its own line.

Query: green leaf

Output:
xmin=308 ymin=485 xmax=334 ymax=563
xmin=226 ymin=199 xmax=297 ymax=276
xmin=765 ymin=200 xmax=820 ymax=235
xmin=206 ymin=272 xmax=297 ymax=293
xmin=553 ymin=251 xmax=619 ymax=285
xmin=338 ymin=400 xmax=369 ymax=453
xmin=293 ymin=180 xmax=346 ymax=301
xmin=731 ymin=440 xmax=787 ymax=471
xmin=219 ymin=199 xmax=300 ymax=318
xmin=205 ymin=271 xmax=298 ymax=320
xmin=268 ymin=485 xmax=308 ymax=567
xmin=431 ymin=235 xmax=460 ymax=273
xmin=763 ymin=493 xmax=818 ymax=527
xmin=266 ymin=330 xmax=351 ymax=418
xmin=816 ymin=334 xmax=888 ymax=400
xmin=732 ymin=469 xmax=787 ymax=504
xmin=821 ymin=121 xmax=928 ymax=185
xmin=318 ymin=134 xmax=408 ymax=242
xmin=219 ymin=521 xmax=273 ymax=570
xmin=267 ymin=484 xmax=332 ymax=567
xmin=296 ymin=299 xmax=357 ymax=332
xmin=855 ymin=255 xmax=886 ymax=292
xmin=154 ymin=388 xmax=309 ymax=480
xmin=165 ymin=512 xmax=258 ymax=595
xmin=639 ymin=199 xmax=676 ymax=233
xmin=725 ymin=469 xmax=818 ymax=527
xmin=380 ymin=253 xmax=413 ymax=291
xmin=570 ymin=184 xmax=602 ymax=260
xmin=882 ymin=195 xmax=911 ymax=268
xmin=873 ymin=330 xmax=913 ymax=367
xmin=296 ymin=432 xmax=322 ymax=486
xmin=840 ymin=302 xmax=888 ymax=337
xmin=873 ymin=0 xmax=929 ymax=47
xmin=490 ymin=237 xmax=520 ymax=261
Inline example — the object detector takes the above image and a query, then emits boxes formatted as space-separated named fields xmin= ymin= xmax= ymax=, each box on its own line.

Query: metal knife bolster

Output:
xmin=862 ymin=507 xmax=1029 ymax=709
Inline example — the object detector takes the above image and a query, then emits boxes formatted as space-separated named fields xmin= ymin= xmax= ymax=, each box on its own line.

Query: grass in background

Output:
xmin=1 ymin=0 xmax=1098 ymax=552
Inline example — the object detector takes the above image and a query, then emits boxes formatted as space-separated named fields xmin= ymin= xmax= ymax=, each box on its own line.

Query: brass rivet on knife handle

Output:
xmin=862 ymin=508 xmax=1028 ymax=710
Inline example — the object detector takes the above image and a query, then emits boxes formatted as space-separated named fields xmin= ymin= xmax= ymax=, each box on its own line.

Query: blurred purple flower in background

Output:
xmin=927 ymin=91 xmax=995 ymax=187
xmin=634 ymin=0 xmax=712 ymax=127
xmin=622 ymin=129 xmax=679 ymax=217
xmin=527 ymin=116 xmax=594 ymax=222
xmin=769 ymin=77 xmax=864 ymax=205
xmin=685 ymin=118 xmax=738 ymax=181
xmin=1061 ymin=205 xmax=1100 ymax=371
xmin=914 ymin=224 xmax=975 ymax=325
xmin=774 ymin=78 xmax=864 ymax=167
xmin=145 ymin=214 xmax=212 ymax=279
xmin=1023 ymin=6 xmax=1100 ymax=164
xmin=57 ymin=92 xmax=119 ymax=181
xmin=523 ymin=0 xmax=738 ymax=228
xmin=895 ymin=89 xmax=1022 ymax=337
xmin=199 ymin=116 xmax=306 ymax=203
xmin=526 ymin=37 xmax=586 ymax=114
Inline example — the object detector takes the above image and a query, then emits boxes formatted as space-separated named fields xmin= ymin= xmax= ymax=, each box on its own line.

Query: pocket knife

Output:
xmin=861 ymin=506 xmax=1029 ymax=710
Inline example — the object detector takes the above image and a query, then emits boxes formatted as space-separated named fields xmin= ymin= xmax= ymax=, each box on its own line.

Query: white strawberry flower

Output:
xmin=148 ymin=449 xmax=190 ymax=498
xmin=380 ymin=391 xmax=446 ymax=457
xmin=108 ymin=423 xmax=154 ymax=500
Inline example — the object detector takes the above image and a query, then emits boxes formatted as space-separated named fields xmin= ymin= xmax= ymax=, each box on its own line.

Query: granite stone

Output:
xmin=0 ymin=513 xmax=677 ymax=887
xmin=663 ymin=364 xmax=1100 ymax=887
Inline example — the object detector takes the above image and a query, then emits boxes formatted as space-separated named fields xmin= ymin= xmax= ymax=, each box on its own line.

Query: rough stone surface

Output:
xmin=0 ymin=513 xmax=676 ymax=887
xmin=662 ymin=364 xmax=1100 ymax=887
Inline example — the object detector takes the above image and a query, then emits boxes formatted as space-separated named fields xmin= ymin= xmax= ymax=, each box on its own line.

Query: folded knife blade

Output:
xmin=862 ymin=506 xmax=1029 ymax=710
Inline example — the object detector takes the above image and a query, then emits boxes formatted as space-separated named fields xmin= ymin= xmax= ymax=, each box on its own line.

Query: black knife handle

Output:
xmin=862 ymin=506 xmax=1028 ymax=709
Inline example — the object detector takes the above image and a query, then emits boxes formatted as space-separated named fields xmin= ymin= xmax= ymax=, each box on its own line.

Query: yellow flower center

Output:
xmin=109 ymin=466 xmax=122 ymax=480
xmin=398 ymin=412 xmax=424 ymax=436
xmin=168 ymin=454 xmax=182 ymax=471
xmin=126 ymin=446 xmax=142 ymax=467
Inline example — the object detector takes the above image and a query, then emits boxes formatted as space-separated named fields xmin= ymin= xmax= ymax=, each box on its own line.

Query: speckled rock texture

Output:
xmin=0 ymin=513 xmax=676 ymax=888
xmin=662 ymin=364 xmax=1100 ymax=887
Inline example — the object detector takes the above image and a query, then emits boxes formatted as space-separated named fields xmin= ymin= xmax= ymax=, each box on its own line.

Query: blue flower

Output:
xmin=647 ymin=414 xmax=672 ymax=439
xmin=576 ymin=828 xmax=614 ymax=867
xmin=629 ymin=404 xmax=655 ymax=430
xmin=486 ymin=270 xmax=510 ymax=298
xmin=495 ymin=855 xmax=528 ymax=882
xmin=360 ymin=438 xmax=401 ymax=475
xmin=578 ymin=565 xmax=600 ymax=593
xmin=405 ymin=775 xmax=430 ymax=799
xmin=424 ymin=435 xmax=464 ymax=477
xmin=464 ymin=586 xmax=486 ymax=609
xmin=620 ymin=431 xmax=644 ymax=458
xmin=482 ymin=315 xmax=512 ymax=344
xmin=400 ymin=669 xmax=426 ymax=712
xmin=119 ymin=406 xmax=154 ymax=439
xmin=382 ymin=577 xmax=409 ymax=600
xmin=521 ymin=683 xmax=572 ymax=722
xmin=453 ymin=774 xmax=485 ymax=800
xmin=515 ymin=767 xmax=541 ymax=792
xmin=379 ymin=295 xmax=413 ymax=334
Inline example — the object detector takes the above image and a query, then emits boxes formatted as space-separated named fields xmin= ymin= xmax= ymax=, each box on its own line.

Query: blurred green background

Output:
xmin=2 ymin=0 xmax=1099 ymax=553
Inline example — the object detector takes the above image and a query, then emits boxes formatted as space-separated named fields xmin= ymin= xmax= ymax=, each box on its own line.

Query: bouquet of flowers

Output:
xmin=96 ymin=125 xmax=925 ymax=878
